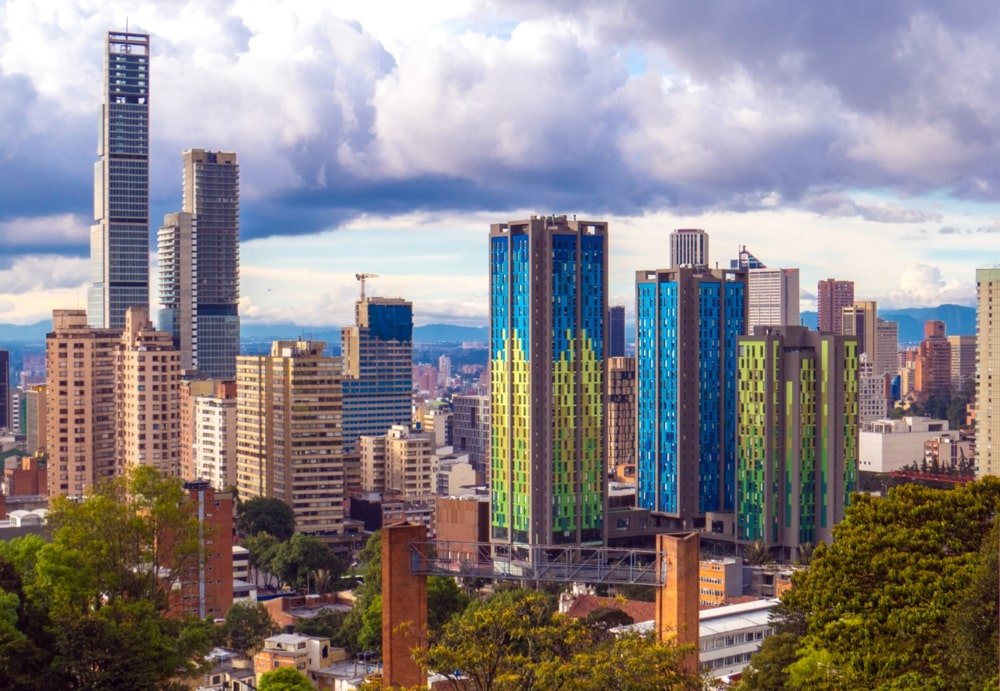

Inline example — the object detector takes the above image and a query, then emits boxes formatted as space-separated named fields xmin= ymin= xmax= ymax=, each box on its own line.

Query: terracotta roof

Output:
xmin=562 ymin=594 xmax=655 ymax=623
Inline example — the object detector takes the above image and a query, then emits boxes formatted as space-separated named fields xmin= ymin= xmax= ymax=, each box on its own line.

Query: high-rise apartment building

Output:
xmin=636 ymin=266 xmax=746 ymax=524
xmin=490 ymin=216 xmax=607 ymax=547
xmin=437 ymin=355 xmax=451 ymax=387
xmin=874 ymin=319 xmax=899 ymax=376
xmin=817 ymin=279 xmax=854 ymax=334
xmin=180 ymin=380 xmax=237 ymax=490
xmin=45 ymin=310 xmax=119 ymax=496
xmin=608 ymin=305 xmax=626 ymax=357
xmin=451 ymin=394 xmax=489 ymax=477
xmin=341 ymin=297 xmax=413 ymax=453
xmin=978 ymin=269 xmax=1000 ymax=477
xmin=948 ymin=335 xmax=976 ymax=389
xmin=746 ymin=268 xmax=799 ymax=333
xmin=158 ymin=149 xmax=240 ymax=379
xmin=669 ymin=228 xmax=709 ymax=268
xmin=0 ymin=350 xmax=8 ymax=430
xmin=915 ymin=320 xmax=951 ymax=396
xmin=607 ymin=356 xmax=636 ymax=482
xmin=89 ymin=31 xmax=150 ymax=329
xmin=116 ymin=307 xmax=180 ymax=477
xmin=236 ymin=341 xmax=345 ymax=536
xmin=841 ymin=301 xmax=877 ymax=360
xmin=736 ymin=326 xmax=858 ymax=560
xmin=360 ymin=425 xmax=436 ymax=499
xmin=25 ymin=385 xmax=46 ymax=455
xmin=858 ymin=353 xmax=889 ymax=426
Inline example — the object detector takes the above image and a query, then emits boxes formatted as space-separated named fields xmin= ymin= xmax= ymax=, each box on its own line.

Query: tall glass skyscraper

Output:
xmin=158 ymin=149 xmax=240 ymax=379
xmin=636 ymin=266 xmax=746 ymax=525
xmin=341 ymin=297 xmax=413 ymax=454
xmin=490 ymin=216 xmax=607 ymax=549
xmin=89 ymin=31 xmax=150 ymax=329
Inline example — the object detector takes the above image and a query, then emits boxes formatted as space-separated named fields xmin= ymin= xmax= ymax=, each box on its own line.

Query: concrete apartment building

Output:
xmin=607 ymin=356 xmax=636 ymax=482
xmin=451 ymin=394 xmax=489 ymax=478
xmin=875 ymin=319 xmax=899 ymax=376
xmin=490 ymin=216 xmax=607 ymax=550
xmin=670 ymin=228 xmax=709 ymax=267
xmin=635 ymin=266 xmax=747 ymax=526
xmin=360 ymin=425 xmax=436 ymax=499
xmin=179 ymin=380 xmax=237 ymax=490
xmin=236 ymin=340 xmax=346 ymax=537
xmin=816 ymin=278 xmax=854 ymax=335
xmin=45 ymin=309 xmax=119 ymax=496
xmin=89 ymin=32 xmax=151 ymax=330
xmin=746 ymin=267 xmax=799 ymax=333
xmin=736 ymin=326 xmax=859 ymax=560
xmin=116 ymin=307 xmax=180 ymax=477
xmin=948 ymin=334 xmax=976 ymax=389
xmin=859 ymin=416 xmax=949 ymax=473
xmin=978 ymin=268 xmax=1000 ymax=476
xmin=859 ymin=353 xmax=890 ymax=426
xmin=842 ymin=300 xmax=877 ymax=362
xmin=24 ymin=385 xmax=46 ymax=455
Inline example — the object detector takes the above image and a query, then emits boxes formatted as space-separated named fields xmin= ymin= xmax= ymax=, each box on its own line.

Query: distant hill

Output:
xmin=800 ymin=304 xmax=974 ymax=343
xmin=0 ymin=320 xmax=50 ymax=343
xmin=413 ymin=324 xmax=488 ymax=343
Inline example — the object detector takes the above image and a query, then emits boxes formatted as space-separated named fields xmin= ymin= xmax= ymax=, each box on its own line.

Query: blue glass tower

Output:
xmin=636 ymin=267 xmax=746 ymax=526
xmin=341 ymin=297 xmax=413 ymax=454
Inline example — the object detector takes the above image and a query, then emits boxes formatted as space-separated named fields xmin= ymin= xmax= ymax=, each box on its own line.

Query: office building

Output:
xmin=25 ymin=385 xmax=46 ymax=455
xmin=236 ymin=340 xmax=345 ymax=536
xmin=45 ymin=310 xmax=119 ymax=496
xmin=736 ymin=326 xmax=858 ymax=559
xmin=451 ymin=394 xmax=489 ymax=477
xmin=607 ymin=356 xmax=636 ymax=482
xmin=730 ymin=245 xmax=766 ymax=270
xmin=158 ymin=149 xmax=240 ymax=379
xmin=490 ymin=215 xmax=607 ymax=547
xmin=817 ymin=279 xmax=854 ymax=334
xmin=341 ymin=297 xmax=413 ymax=453
xmin=746 ymin=267 xmax=799 ymax=333
xmin=116 ymin=307 xmax=181 ymax=477
xmin=874 ymin=319 xmax=899 ymax=376
xmin=978 ymin=269 xmax=1000 ymax=476
xmin=0 ymin=350 xmax=7 ymax=430
xmin=915 ymin=320 xmax=951 ymax=396
xmin=89 ymin=31 xmax=150 ymax=329
xmin=608 ymin=305 xmax=626 ymax=357
xmin=635 ymin=266 xmax=746 ymax=523
xmin=842 ymin=300 xmax=877 ymax=360
xmin=669 ymin=228 xmax=709 ymax=268
xmin=948 ymin=335 xmax=976 ymax=389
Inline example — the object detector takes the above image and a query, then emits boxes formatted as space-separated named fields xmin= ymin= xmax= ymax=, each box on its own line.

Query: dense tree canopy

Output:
xmin=740 ymin=477 xmax=1000 ymax=690
xmin=258 ymin=666 xmax=314 ymax=691
xmin=217 ymin=601 xmax=278 ymax=657
xmin=0 ymin=468 xmax=215 ymax=689
xmin=237 ymin=497 xmax=296 ymax=540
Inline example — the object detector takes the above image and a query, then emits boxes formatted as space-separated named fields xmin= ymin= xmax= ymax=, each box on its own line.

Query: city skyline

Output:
xmin=0 ymin=2 xmax=999 ymax=327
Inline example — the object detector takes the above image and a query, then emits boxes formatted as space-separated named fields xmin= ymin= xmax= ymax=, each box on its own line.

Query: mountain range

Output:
xmin=0 ymin=304 xmax=973 ymax=346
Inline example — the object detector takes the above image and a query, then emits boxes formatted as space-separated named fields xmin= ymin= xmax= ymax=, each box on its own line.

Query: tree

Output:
xmin=217 ymin=601 xmax=279 ymax=656
xmin=583 ymin=606 xmax=634 ymax=640
xmin=237 ymin=497 xmax=295 ymax=540
xmin=242 ymin=532 xmax=280 ymax=589
xmin=753 ymin=477 xmax=1000 ymax=689
xmin=258 ymin=666 xmax=314 ymax=691
xmin=340 ymin=531 xmax=382 ymax=653
xmin=271 ymin=534 xmax=343 ymax=592
xmin=736 ymin=632 xmax=799 ymax=690
xmin=295 ymin=609 xmax=350 ymax=648
xmin=427 ymin=575 xmax=471 ymax=636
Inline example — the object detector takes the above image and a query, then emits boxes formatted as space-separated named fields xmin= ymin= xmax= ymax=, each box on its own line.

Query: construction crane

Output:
xmin=355 ymin=273 xmax=379 ymax=301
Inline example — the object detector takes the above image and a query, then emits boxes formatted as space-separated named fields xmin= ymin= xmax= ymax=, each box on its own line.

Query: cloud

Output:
xmin=0 ymin=214 xmax=89 ymax=249
xmin=803 ymin=193 xmax=942 ymax=223
xmin=883 ymin=263 xmax=975 ymax=308
xmin=939 ymin=222 xmax=1000 ymax=234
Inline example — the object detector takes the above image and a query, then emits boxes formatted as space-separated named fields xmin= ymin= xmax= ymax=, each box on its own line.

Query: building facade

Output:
xmin=0 ymin=350 xmax=8 ymax=430
xmin=191 ymin=382 xmax=237 ymax=490
xmin=608 ymin=305 xmax=626 ymax=357
xmin=841 ymin=300 xmax=877 ymax=361
xmin=636 ymin=266 xmax=746 ymax=525
xmin=746 ymin=268 xmax=799 ymax=333
xmin=158 ymin=149 xmax=240 ymax=379
xmin=451 ymin=394 xmax=490 ymax=477
xmin=607 ymin=356 xmax=636 ymax=482
xmin=490 ymin=216 xmax=607 ymax=548
xmin=341 ymin=297 xmax=413 ymax=453
xmin=977 ymin=268 xmax=1000 ymax=476
xmin=45 ymin=309 xmax=119 ymax=496
xmin=736 ymin=326 xmax=858 ymax=559
xmin=89 ymin=31 xmax=150 ymax=330
xmin=948 ymin=334 xmax=976 ymax=389
xmin=915 ymin=320 xmax=951 ymax=396
xmin=669 ymin=228 xmax=709 ymax=268
xmin=25 ymin=385 xmax=46 ymax=456
xmin=858 ymin=353 xmax=890 ymax=426
xmin=816 ymin=279 xmax=854 ymax=335
xmin=236 ymin=341 xmax=345 ymax=536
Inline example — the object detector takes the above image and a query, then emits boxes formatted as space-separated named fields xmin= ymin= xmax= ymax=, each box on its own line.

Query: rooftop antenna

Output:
xmin=355 ymin=273 xmax=379 ymax=301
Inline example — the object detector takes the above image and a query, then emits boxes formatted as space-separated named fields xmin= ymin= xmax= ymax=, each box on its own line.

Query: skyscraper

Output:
xmin=669 ymin=228 xmax=709 ymax=268
xmin=636 ymin=266 xmax=746 ymax=524
xmin=89 ymin=31 xmax=150 ymax=329
xmin=948 ymin=334 xmax=976 ymax=389
xmin=841 ymin=300 xmax=877 ymax=360
xmin=736 ymin=326 xmax=858 ymax=559
xmin=977 ymin=269 xmax=1000 ymax=477
xmin=915 ymin=320 xmax=951 ymax=396
xmin=490 ymin=216 xmax=606 ymax=548
xmin=874 ymin=319 xmax=899 ymax=376
xmin=816 ymin=279 xmax=854 ymax=334
xmin=158 ymin=149 xmax=240 ymax=379
xmin=340 ymin=297 xmax=413 ymax=453
xmin=608 ymin=305 xmax=626 ymax=357
xmin=746 ymin=267 xmax=799 ymax=333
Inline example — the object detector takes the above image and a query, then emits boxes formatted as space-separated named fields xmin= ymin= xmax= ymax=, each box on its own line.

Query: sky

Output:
xmin=1 ymin=0 xmax=999 ymax=326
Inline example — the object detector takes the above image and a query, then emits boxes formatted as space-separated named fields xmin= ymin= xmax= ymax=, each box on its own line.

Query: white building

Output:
xmin=859 ymin=416 xmax=949 ymax=473
xmin=670 ymin=228 xmax=709 ymax=267
xmin=194 ymin=394 xmax=237 ymax=490
xmin=859 ymin=354 xmax=889 ymax=426
xmin=747 ymin=268 xmax=799 ymax=333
